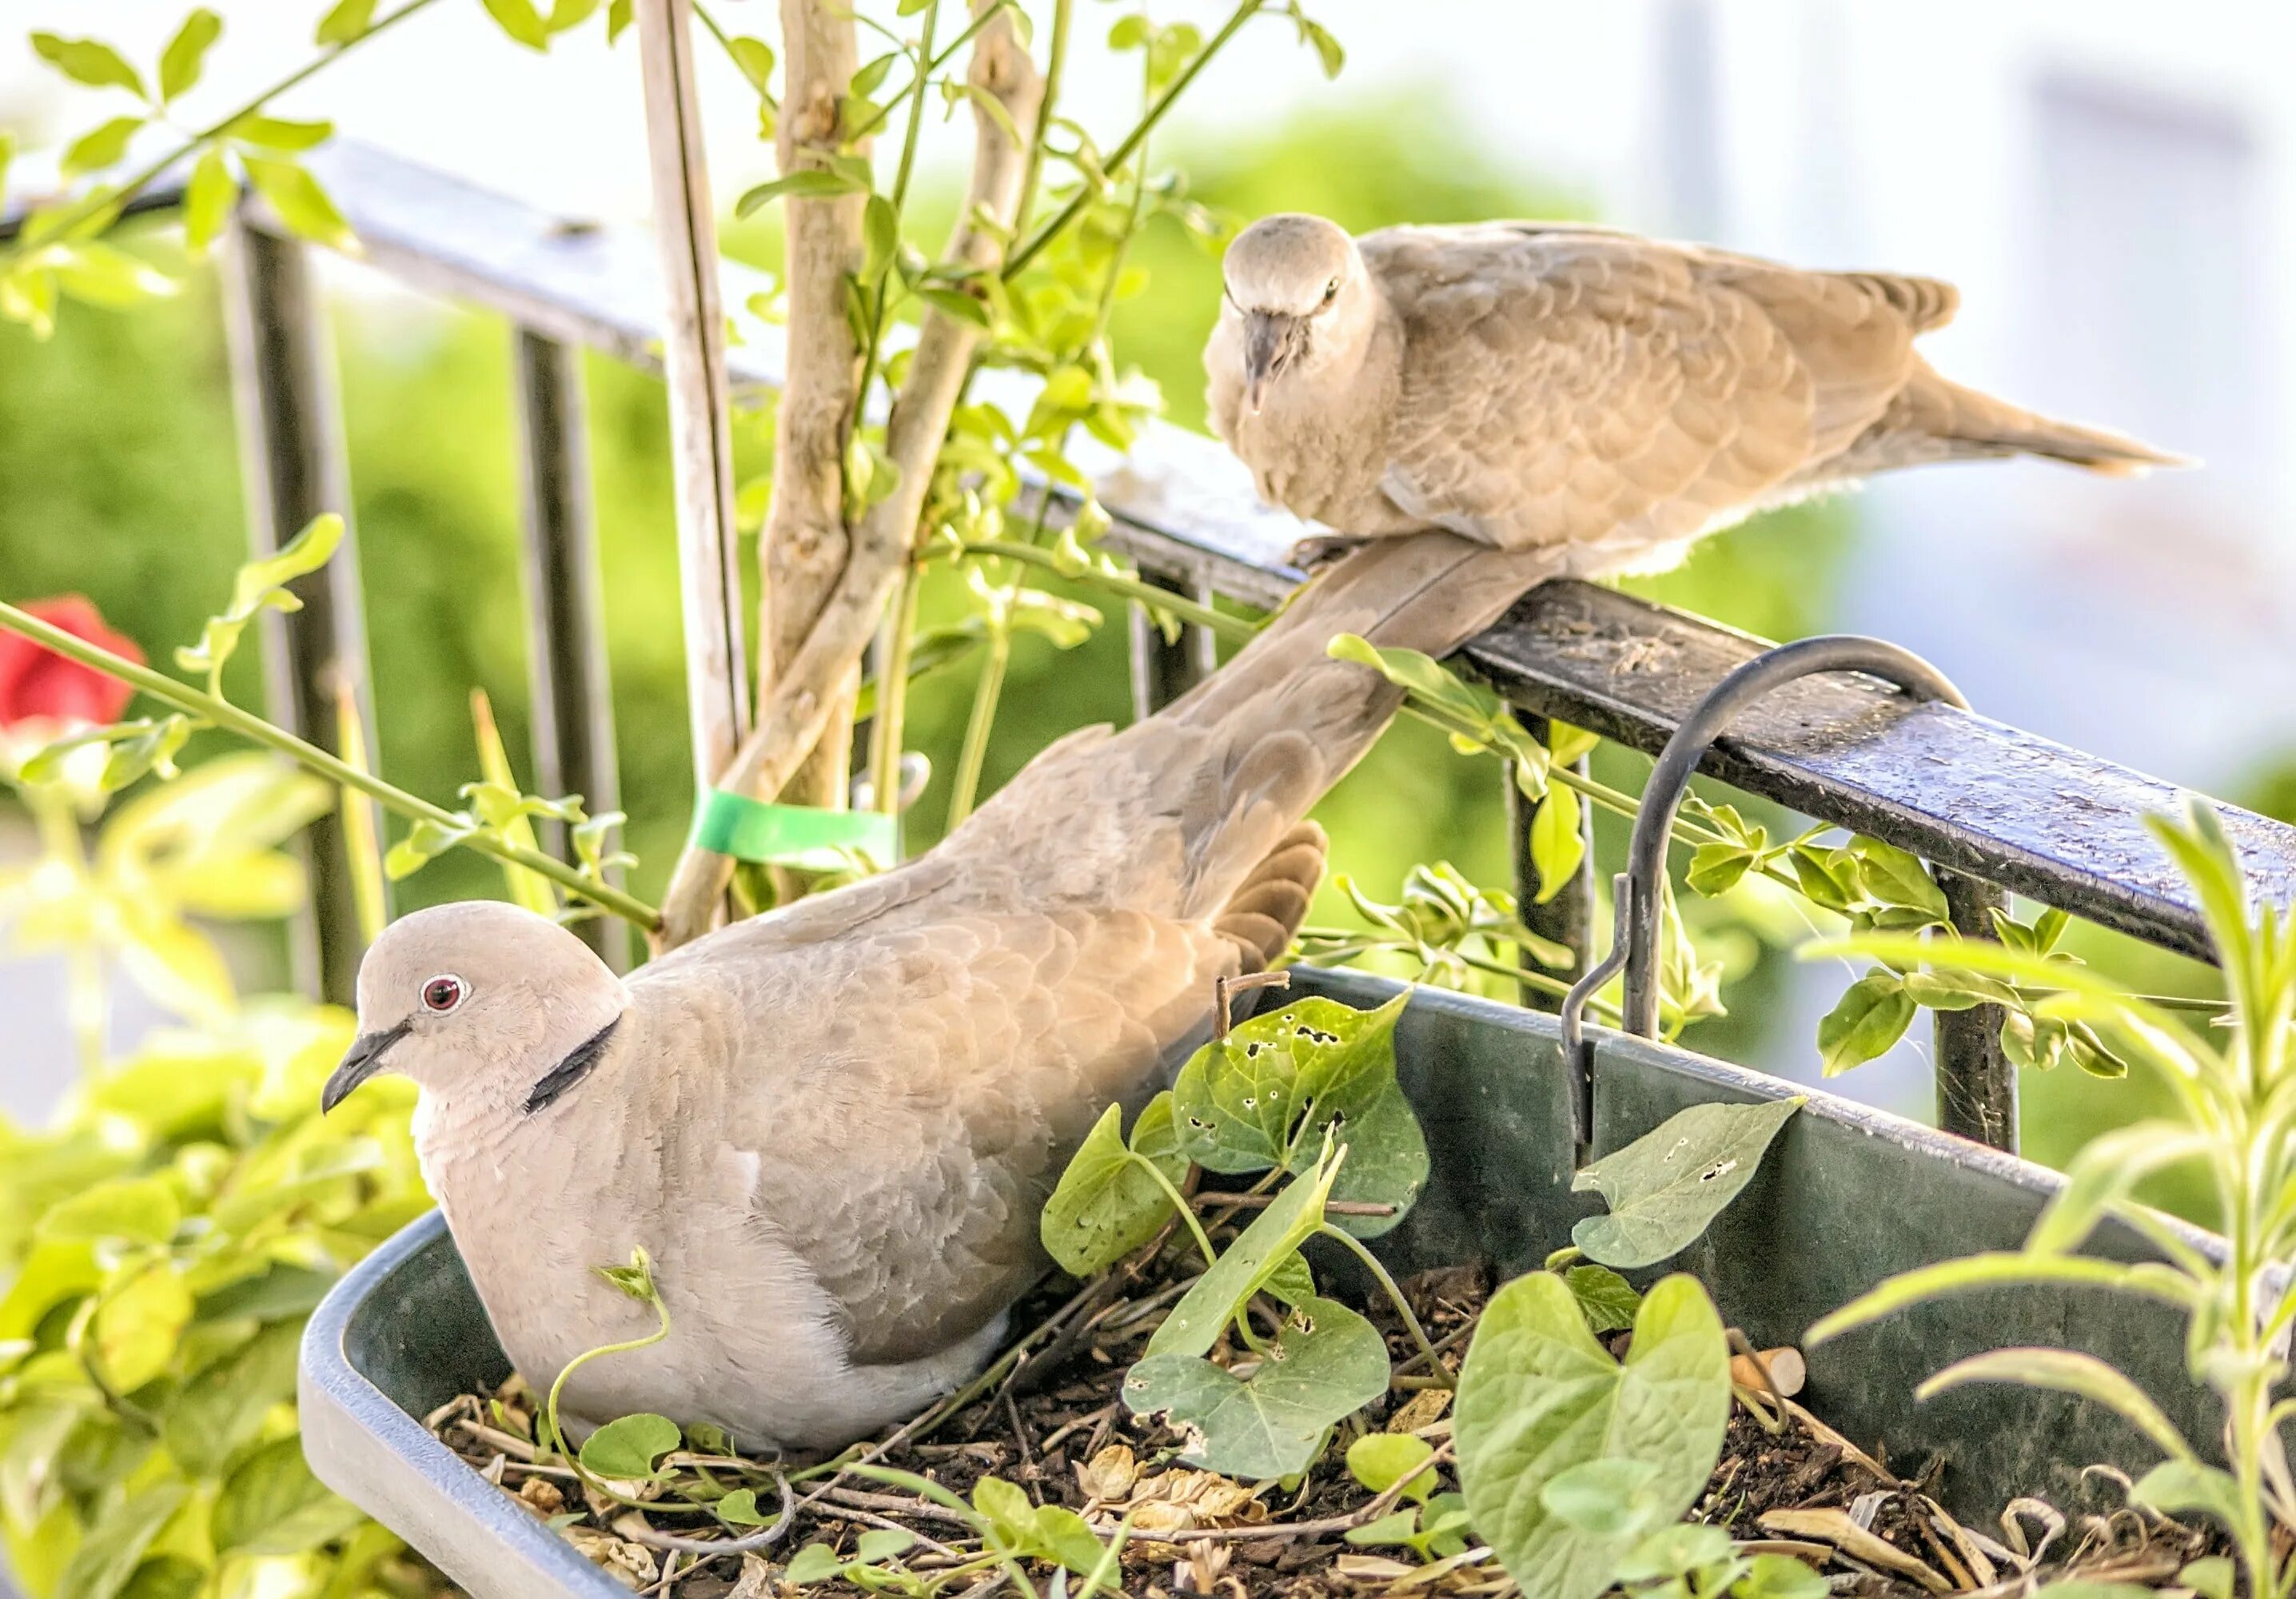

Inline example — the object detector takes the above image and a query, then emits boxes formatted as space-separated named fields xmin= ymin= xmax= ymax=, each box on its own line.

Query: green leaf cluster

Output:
xmin=1808 ymin=798 xmax=2293 ymax=1599
xmin=0 ymin=998 xmax=432 ymax=1599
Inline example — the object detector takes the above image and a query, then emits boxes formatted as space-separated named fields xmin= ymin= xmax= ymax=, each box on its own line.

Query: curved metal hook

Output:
xmin=1555 ymin=635 xmax=1968 ymax=1160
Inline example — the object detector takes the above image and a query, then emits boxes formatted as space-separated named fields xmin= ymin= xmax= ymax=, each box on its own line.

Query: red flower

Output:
xmin=0 ymin=596 xmax=142 ymax=732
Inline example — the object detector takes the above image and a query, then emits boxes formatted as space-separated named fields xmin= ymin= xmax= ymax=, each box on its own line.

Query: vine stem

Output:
xmin=840 ymin=0 xmax=1018 ymax=145
xmin=1000 ymin=0 xmax=1262 ymax=279
xmin=943 ymin=621 xmax=1008 ymax=828
xmin=938 ymin=540 xmax=1250 ymax=638
xmin=1130 ymin=1152 xmax=1219 ymax=1266
xmin=0 ymin=601 xmax=663 ymax=931
xmin=5 ymin=0 xmax=442 ymax=255
xmin=1317 ymin=1222 xmax=1454 ymax=1387
xmin=542 ymin=1289 xmax=672 ymax=1496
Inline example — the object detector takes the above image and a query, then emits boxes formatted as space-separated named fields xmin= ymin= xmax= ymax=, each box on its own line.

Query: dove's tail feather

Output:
xmin=1823 ymin=364 xmax=2191 ymax=480
xmin=1150 ymin=534 xmax=1567 ymax=922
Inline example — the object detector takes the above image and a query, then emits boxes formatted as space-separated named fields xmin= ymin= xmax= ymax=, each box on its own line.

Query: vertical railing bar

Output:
xmin=510 ymin=328 xmax=631 ymax=973
xmin=219 ymin=215 xmax=382 ymax=1004
xmin=1934 ymin=867 xmax=2016 ymax=1152
xmin=1508 ymin=717 xmax=1595 ymax=1009
xmin=1128 ymin=566 xmax=1218 ymax=719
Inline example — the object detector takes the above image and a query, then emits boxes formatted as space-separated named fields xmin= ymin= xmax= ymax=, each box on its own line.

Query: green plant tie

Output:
xmin=688 ymin=789 xmax=897 ymax=871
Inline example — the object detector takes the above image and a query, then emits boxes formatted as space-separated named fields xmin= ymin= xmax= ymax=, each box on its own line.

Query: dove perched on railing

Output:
xmin=323 ymin=531 xmax=1560 ymax=1453
xmin=1206 ymin=213 xmax=2182 ymax=574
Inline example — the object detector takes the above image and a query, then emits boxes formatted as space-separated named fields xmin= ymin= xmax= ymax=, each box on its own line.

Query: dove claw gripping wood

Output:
xmin=1207 ymin=213 xmax=2185 ymax=574
xmin=325 ymin=528 xmax=1562 ymax=1453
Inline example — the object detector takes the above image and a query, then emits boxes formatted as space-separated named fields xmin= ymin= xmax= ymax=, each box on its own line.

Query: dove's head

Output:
xmin=1221 ymin=213 xmax=1371 ymax=412
xmin=322 ymin=900 xmax=624 ymax=1115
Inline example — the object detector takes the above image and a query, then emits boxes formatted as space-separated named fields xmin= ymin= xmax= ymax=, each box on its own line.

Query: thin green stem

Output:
xmin=841 ymin=1 xmax=1017 ymax=145
xmin=0 ymin=601 xmax=662 ymax=931
xmin=1317 ymin=1222 xmax=1453 ymax=1387
xmin=6 ymin=0 xmax=442 ymax=256
xmin=1130 ymin=1153 xmax=1218 ymax=1266
xmin=849 ymin=0 xmax=940 ymax=456
xmin=940 ymin=540 xmax=1253 ymax=639
xmin=1010 ymin=0 xmax=1073 ymax=234
xmin=945 ymin=621 xmax=1010 ymax=829
xmin=543 ymin=1293 xmax=673 ymax=1503
xmin=868 ymin=568 xmax=924 ymax=816
xmin=1001 ymin=0 xmax=1263 ymax=279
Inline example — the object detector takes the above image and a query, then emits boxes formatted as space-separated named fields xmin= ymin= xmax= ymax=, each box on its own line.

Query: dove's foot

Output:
xmin=1284 ymin=532 xmax=1369 ymax=573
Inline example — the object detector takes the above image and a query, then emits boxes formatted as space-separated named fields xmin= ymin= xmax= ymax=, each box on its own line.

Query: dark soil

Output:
xmin=426 ymin=1251 xmax=2218 ymax=1598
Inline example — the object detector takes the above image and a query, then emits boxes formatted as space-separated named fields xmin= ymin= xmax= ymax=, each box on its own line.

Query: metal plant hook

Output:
xmin=1556 ymin=635 xmax=1970 ymax=1163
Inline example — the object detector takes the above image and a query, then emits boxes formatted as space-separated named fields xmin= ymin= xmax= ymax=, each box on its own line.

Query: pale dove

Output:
xmin=323 ymin=532 xmax=1559 ymax=1453
xmin=1206 ymin=214 xmax=2182 ymax=572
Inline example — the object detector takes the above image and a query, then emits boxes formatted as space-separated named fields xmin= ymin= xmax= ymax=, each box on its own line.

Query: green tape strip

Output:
xmin=690 ymin=789 xmax=897 ymax=871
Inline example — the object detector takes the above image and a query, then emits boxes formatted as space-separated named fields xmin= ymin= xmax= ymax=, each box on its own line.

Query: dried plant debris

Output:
xmin=425 ymin=1258 xmax=2217 ymax=1598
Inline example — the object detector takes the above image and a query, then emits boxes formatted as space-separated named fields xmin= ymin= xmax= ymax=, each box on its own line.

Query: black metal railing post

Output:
xmin=221 ymin=216 xmax=381 ymax=1005
xmin=510 ymin=329 xmax=629 ymax=972
xmin=1507 ymin=719 xmax=1594 ymax=1008
xmin=1934 ymin=867 xmax=2015 ymax=1149
xmin=1129 ymin=569 xmax=1218 ymax=718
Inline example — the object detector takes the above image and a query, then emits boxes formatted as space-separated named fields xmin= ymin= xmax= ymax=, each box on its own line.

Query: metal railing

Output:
xmin=13 ymin=138 xmax=2296 ymax=1156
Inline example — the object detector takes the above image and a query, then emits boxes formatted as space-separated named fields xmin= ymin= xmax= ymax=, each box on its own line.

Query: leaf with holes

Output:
xmin=1570 ymin=1099 xmax=1802 ymax=1269
xmin=1041 ymin=1095 xmax=1187 ymax=1276
xmin=1457 ymin=1273 xmax=1730 ymax=1599
xmin=1170 ymin=992 xmax=1423 ymax=1234
xmin=1124 ymin=1297 xmax=1390 ymax=1480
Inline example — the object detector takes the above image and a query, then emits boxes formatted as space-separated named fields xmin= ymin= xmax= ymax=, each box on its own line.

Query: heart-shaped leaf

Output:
xmin=1041 ymin=1094 xmax=1186 ymax=1276
xmin=1561 ymin=1265 xmax=1641 ymax=1334
xmin=1172 ymin=992 xmax=1423 ymax=1234
xmin=1124 ymin=1296 xmax=1390 ymax=1479
xmin=578 ymin=1413 xmax=680 ymax=1481
xmin=1456 ymin=1272 xmax=1730 ymax=1599
xmin=1571 ymin=1099 xmax=1801 ymax=1269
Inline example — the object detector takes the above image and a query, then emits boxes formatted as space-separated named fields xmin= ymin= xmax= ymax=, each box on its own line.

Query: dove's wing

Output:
xmin=1364 ymin=224 xmax=1947 ymax=560
xmin=651 ymin=796 xmax=1236 ymax=1366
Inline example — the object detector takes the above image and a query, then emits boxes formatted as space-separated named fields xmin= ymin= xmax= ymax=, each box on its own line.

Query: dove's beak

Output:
xmin=323 ymin=1019 xmax=410 ymax=1112
xmin=1242 ymin=311 xmax=1299 ymax=413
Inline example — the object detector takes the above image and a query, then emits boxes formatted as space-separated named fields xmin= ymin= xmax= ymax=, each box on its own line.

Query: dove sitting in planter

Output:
xmin=322 ymin=532 xmax=1558 ymax=1453
xmin=1206 ymin=213 xmax=2181 ymax=572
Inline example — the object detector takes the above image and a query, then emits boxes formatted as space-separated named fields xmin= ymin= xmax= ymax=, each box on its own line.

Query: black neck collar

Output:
xmin=524 ymin=1015 xmax=621 ymax=1115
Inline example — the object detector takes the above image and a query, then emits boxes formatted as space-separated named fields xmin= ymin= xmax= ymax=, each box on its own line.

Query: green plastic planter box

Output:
xmin=301 ymin=968 xmax=2217 ymax=1599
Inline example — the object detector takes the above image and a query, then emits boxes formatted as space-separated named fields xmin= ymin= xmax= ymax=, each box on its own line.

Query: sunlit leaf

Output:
xmin=1816 ymin=971 xmax=1913 ymax=1075
xmin=735 ymin=168 xmax=867 ymax=217
xmin=182 ymin=146 xmax=236 ymax=257
xmin=224 ymin=114 xmax=333 ymax=153
xmin=213 ymin=1437 xmax=364 ymax=1553
xmin=481 ymin=0 xmax=552 ymax=49
xmin=54 ymin=1483 xmax=189 ymax=1599
xmin=316 ymin=0 xmax=379 ymax=46
xmin=31 ymin=34 xmax=148 ymax=97
xmin=1530 ymin=783 xmax=1584 ymax=904
xmin=242 ymin=158 xmax=356 ymax=251
xmin=159 ymin=10 xmax=223 ymax=102
xmin=1145 ymin=1142 xmax=1341 ymax=1360
xmin=62 ymin=117 xmax=145 ymax=180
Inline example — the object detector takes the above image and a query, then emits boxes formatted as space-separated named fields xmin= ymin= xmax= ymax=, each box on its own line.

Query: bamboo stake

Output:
xmin=633 ymin=0 xmax=751 ymax=817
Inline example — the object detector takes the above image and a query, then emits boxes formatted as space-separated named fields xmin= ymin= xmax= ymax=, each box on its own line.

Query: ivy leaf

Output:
xmin=1530 ymin=784 xmax=1584 ymax=903
xmin=726 ymin=35 xmax=775 ymax=96
xmin=176 ymin=511 xmax=344 ymax=687
xmin=212 ymin=1438 xmax=364 ymax=1553
xmin=1041 ymin=1095 xmax=1187 ymax=1277
xmin=31 ymin=34 xmax=148 ymax=98
xmin=97 ymin=1265 xmax=194 ymax=1391
xmin=54 ymin=1483 xmax=189 ymax=1599
xmin=159 ymin=10 xmax=223 ymax=103
xmin=1170 ymin=992 xmax=1424 ymax=1234
xmin=1457 ymin=1273 xmax=1730 ymax=1599
xmin=735 ymin=168 xmax=867 ymax=216
xmin=182 ymin=146 xmax=237 ymax=258
xmin=1563 ymin=1264 xmax=1641 ymax=1334
xmin=579 ymin=1413 xmax=682 ymax=1481
xmin=1124 ymin=1296 xmax=1389 ymax=1479
xmin=1570 ymin=1099 xmax=1802 ymax=1269
xmin=62 ymin=118 xmax=145 ymax=180
xmin=1848 ymin=836 xmax=1948 ymax=921
xmin=1816 ymin=971 xmax=1914 ymax=1075
xmin=481 ymin=0 xmax=552 ymax=50
xmin=225 ymin=114 xmax=334 ymax=153
xmin=241 ymin=158 xmax=356 ymax=251
xmin=315 ymin=0 xmax=379 ymax=46
xmin=1146 ymin=1143 xmax=1342 ymax=1360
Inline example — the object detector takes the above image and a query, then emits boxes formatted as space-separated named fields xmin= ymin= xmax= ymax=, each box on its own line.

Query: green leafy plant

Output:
xmin=1807 ymin=797 xmax=2284 ymax=1599
xmin=1342 ymin=1433 xmax=1472 ymax=1560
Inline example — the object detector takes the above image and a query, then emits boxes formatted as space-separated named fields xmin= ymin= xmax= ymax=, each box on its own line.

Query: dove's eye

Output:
xmin=1321 ymin=277 xmax=1339 ymax=305
xmin=421 ymin=975 xmax=467 ymax=1014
